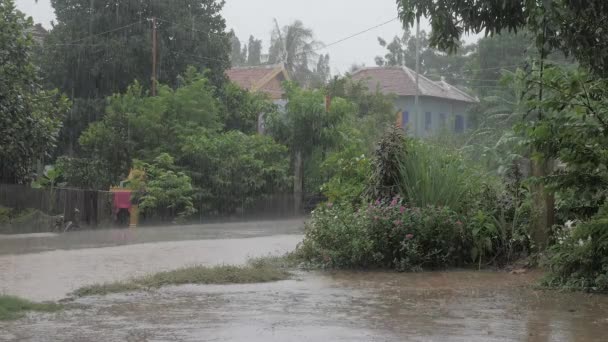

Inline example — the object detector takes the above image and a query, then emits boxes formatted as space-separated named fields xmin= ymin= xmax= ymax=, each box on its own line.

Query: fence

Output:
xmin=0 ymin=184 xmax=320 ymax=233
xmin=0 ymin=184 xmax=113 ymax=232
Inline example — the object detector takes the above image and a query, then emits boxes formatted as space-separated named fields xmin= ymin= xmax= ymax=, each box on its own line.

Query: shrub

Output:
xmin=320 ymin=146 xmax=371 ymax=207
xmin=543 ymin=206 xmax=608 ymax=292
xmin=296 ymin=199 xmax=469 ymax=271
xmin=365 ymin=125 xmax=406 ymax=200
xmin=396 ymin=139 xmax=484 ymax=213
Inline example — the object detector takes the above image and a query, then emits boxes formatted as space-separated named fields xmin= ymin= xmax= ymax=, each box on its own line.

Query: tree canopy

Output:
xmin=396 ymin=0 xmax=608 ymax=76
xmin=43 ymin=0 xmax=231 ymax=98
xmin=0 ymin=0 xmax=69 ymax=184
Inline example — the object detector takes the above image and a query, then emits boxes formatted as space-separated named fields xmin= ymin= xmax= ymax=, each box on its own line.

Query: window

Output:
xmin=439 ymin=113 xmax=447 ymax=127
xmin=425 ymin=112 xmax=432 ymax=131
xmin=402 ymin=111 xmax=409 ymax=127
xmin=455 ymin=115 xmax=465 ymax=133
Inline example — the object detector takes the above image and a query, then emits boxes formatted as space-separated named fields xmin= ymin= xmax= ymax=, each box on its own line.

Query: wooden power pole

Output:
xmin=151 ymin=17 xmax=157 ymax=96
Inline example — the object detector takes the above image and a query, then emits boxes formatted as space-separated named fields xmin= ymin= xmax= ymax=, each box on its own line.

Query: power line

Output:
xmin=309 ymin=17 xmax=399 ymax=55
xmin=60 ymin=21 xmax=143 ymax=45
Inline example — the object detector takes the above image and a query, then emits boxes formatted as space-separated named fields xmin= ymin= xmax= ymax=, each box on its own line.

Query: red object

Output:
xmin=325 ymin=95 xmax=332 ymax=112
xmin=113 ymin=191 xmax=132 ymax=211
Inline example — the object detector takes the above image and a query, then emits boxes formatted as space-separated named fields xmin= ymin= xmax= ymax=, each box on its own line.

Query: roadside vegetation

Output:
xmin=72 ymin=260 xmax=291 ymax=297
xmin=2 ymin=0 xmax=608 ymax=294
xmin=0 ymin=295 xmax=62 ymax=321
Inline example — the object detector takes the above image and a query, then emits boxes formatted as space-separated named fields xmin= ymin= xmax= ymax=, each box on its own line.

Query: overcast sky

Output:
xmin=15 ymin=0 xmax=478 ymax=74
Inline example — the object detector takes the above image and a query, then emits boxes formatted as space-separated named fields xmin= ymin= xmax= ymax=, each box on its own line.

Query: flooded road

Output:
xmin=0 ymin=219 xmax=305 ymax=301
xmin=2 ymin=219 xmax=608 ymax=341
xmin=2 ymin=271 xmax=608 ymax=341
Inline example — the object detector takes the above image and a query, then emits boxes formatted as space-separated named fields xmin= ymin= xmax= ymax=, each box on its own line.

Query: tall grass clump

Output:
xmin=396 ymin=140 xmax=484 ymax=213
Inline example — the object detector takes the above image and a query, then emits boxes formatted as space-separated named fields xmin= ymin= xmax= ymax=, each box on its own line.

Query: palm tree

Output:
xmin=269 ymin=20 xmax=323 ymax=85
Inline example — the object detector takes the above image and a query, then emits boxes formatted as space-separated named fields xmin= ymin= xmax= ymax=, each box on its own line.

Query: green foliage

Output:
xmin=132 ymin=153 xmax=196 ymax=220
xmin=518 ymin=65 xmax=608 ymax=219
xmin=0 ymin=295 xmax=62 ymax=321
xmin=320 ymin=147 xmax=370 ymax=207
xmin=296 ymin=201 xmax=468 ymax=271
xmin=396 ymin=140 xmax=483 ymax=213
xmin=181 ymin=131 xmax=290 ymax=214
xmin=375 ymin=29 xmax=476 ymax=88
xmin=365 ymin=125 xmax=407 ymax=200
xmin=0 ymin=0 xmax=70 ymax=183
xmin=396 ymin=0 xmax=608 ymax=77
xmin=219 ymin=81 xmax=276 ymax=133
xmin=55 ymin=156 xmax=114 ymax=190
xmin=77 ymin=70 xmax=223 ymax=186
xmin=469 ymin=210 xmax=498 ymax=268
xmin=543 ymin=206 xmax=608 ymax=292
xmin=72 ymin=262 xmax=290 ymax=297
xmin=326 ymin=76 xmax=396 ymax=149
xmin=42 ymin=0 xmax=230 ymax=98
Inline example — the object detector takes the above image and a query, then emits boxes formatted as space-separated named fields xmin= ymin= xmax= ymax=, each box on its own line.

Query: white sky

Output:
xmin=15 ymin=0 xmax=480 ymax=75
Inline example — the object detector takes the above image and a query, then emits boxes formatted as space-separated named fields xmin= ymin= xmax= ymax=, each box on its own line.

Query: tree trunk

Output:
xmin=293 ymin=151 xmax=303 ymax=215
xmin=530 ymin=157 xmax=555 ymax=251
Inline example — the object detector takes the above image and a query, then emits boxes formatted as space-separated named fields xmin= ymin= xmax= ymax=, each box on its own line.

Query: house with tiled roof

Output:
xmin=226 ymin=64 xmax=290 ymax=101
xmin=226 ymin=64 xmax=290 ymax=133
xmin=351 ymin=66 xmax=478 ymax=137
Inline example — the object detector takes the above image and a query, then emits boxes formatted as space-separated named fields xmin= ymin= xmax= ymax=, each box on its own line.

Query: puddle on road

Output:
xmin=2 ymin=270 xmax=608 ymax=342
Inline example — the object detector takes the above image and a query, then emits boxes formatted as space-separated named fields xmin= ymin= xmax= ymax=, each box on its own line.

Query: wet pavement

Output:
xmin=0 ymin=219 xmax=305 ymax=301
xmin=2 ymin=219 xmax=608 ymax=341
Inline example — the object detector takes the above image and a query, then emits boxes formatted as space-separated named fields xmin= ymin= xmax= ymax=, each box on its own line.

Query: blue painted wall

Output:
xmin=393 ymin=96 xmax=472 ymax=137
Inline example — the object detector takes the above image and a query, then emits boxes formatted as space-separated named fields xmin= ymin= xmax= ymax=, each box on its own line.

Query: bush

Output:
xmin=543 ymin=206 xmax=608 ymax=292
xmin=320 ymin=147 xmax=370 ymax=207
xmin=396 ymin=139 xmax=484 ymax=214
xmin=296 ymin=199 xmax=468 ymax=271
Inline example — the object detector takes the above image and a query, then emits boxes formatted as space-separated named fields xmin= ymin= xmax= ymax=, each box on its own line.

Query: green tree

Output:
xmin=518 ymin=65 xmax=608 ymax=220
xmin=247 ymin=35 xmax=262 ymax=66
xmin=375 ymin=29 xmax=477 ymax=88
xmin=266 ymin=83 xmax=354 ymax=200
xmin=219 ymin=82 xmax=276 ymax=133
xmin=77 ymin=68 xmax=223 ymax=186
xmin=396 ymin=0 xmax=608 ymax=249
xmin=229 ymin=30 xmax=247 ymax=66
xmin=0 ymin=0 xmax=70 ymax=184
xmin=132 ymin=153 xmax=196 ymax=221
xmin=396 ymin=0 xmax=608 ymax=77
xmin=268 ymin=20 xmax=323 ymax=85
xmin=326 ymin=76 xmax=396 ymax=149
xmin=181 ymin=131 xmax=290 ymax=214
xmin=43 ymin=0 xmax=231 ymax=98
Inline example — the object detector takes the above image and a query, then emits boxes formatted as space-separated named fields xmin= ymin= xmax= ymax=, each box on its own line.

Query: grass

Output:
xmin=0 ymin=295 xmax=62 ymax=321
xmin=72 ymin=259 xmax=293 ymax=297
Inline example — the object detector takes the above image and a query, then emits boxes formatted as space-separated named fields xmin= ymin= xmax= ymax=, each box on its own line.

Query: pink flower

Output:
xmin=390 ymin=198 xmax=399 ymax=206
xmin=375 ymin=199 xmax=381 ymax=206
xmin=399 ymin=206 xmax=406 ymax=213
xmin=393 ymin=220 xmax=402 ymax=226
xmin=326 ymin=202 xmax=334 ymax=208
xmin=405 ymin=234 xmax=414 ymax=240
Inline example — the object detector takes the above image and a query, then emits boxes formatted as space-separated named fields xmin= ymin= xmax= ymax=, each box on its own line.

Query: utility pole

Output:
xmin=414 ymin=16 xmax=420 ymax=137
xmin=151 ymin=17 xmax=157 ymax=96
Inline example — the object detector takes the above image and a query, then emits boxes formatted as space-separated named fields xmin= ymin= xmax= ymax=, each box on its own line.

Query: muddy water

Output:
xmin=2 ymin=219 xmax=608 ymax=341
xmin=2 ymin=271 xmax=608 ymax=341
xmin=0 ymin=219 xmax=305 ymax=301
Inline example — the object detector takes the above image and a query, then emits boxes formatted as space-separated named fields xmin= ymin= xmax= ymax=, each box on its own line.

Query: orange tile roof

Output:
xmin=226 ymin=64 xmax=289 ymax=99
